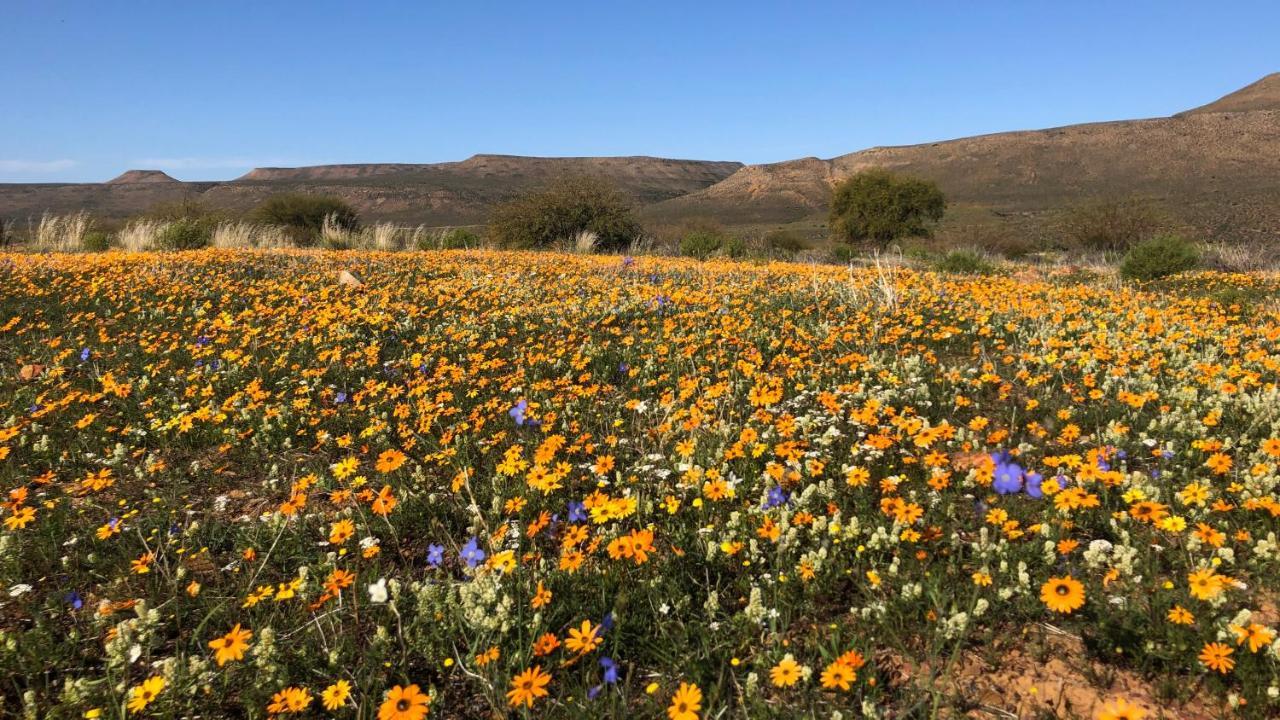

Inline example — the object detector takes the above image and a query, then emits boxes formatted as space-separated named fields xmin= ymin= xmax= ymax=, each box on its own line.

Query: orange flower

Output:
xmin=208 ymin=624 xmax=252 ymax=666
xmin=375 ymin=449 xmax=408 ymax=473
xmin=378 ymin=684 xmax=429 ymax=720
xmin=1198 ymin=642 xmax=1234 ymax=673
xmin=371 ymin=484 xmax=398 ymax=515
xmin=506 ymin=665 xmax=551 ymax=708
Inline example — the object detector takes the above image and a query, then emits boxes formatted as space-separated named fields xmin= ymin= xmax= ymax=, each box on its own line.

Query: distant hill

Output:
xmin=0 ymin=156 xmax=742 ymax=227
xmin=2 ymin=75 xmax=1278 ymax=243
xmin=646 ymin=74 xmax=1280 ymax=244
xmin=106 ymin=169 xmax=181 ymax=185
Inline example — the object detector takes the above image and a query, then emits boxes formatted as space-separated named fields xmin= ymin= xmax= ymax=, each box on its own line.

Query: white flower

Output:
xmin=7 ymin=584 xmax=32 ymax=597
xmin=368 ymin=578 xmax=388 ymax=603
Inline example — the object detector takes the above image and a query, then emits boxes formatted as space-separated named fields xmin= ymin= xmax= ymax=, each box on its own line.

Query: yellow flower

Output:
xmin=208 ymin=624 xmax=252 ymax=666
xmin=1039 ymin=575 xmax=1085 ymax=614
xmin=127 ymin=676 xmax=165 ymax=714
xmin=769 ymin=655 xmax=801 ymax=687
xmin=667 ymin=682 xmax=702 ymax=720
xmin=322 ymin=680 xmax=352 ymax=711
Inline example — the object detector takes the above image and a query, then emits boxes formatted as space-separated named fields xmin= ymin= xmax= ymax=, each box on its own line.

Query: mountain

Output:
xmin=647 ymin=74 xmax=1280 ymax=243
xmin=2 ymin=75 xmax=1278 ymax=242
xmin=106 ymin=169 xmax=181 ymax=185
xmin=0 ymin=156 xmax=742 ymax=226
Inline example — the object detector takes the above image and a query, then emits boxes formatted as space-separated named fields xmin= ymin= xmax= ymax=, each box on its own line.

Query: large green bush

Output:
xmin=250 ymin=194 xmax=359 ymax=245
xmin=155 ymin=218 xmax=214 ymax=250
xmin=1119 ymin=235 xmax=1199 ymax=280
xmin=829 ymin=169 xmax=945 ymax=247
xmin=487 ymin=175 xmax=640 ymax=251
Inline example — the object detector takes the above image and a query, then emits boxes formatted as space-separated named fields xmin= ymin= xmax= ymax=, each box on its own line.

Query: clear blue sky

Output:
xmin=2 ymin=1 xmax=1276 ymax=182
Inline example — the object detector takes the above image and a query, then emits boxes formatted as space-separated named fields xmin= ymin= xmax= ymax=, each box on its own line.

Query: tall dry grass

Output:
xmin=30 ymin=212 xmax=92 ymax=252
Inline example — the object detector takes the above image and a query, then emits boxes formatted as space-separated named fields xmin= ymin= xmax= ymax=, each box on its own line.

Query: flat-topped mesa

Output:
xmin=105 ymin=169 xmax=180 ymax=184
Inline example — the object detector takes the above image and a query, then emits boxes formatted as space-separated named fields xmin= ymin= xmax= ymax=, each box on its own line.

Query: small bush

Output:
xmin=488 ymin=175 xmax=640 ymax=251
xmin=679 ymin=229 xmax=726 ymax=260
xmin=81 ymin=230 xmax=112 ymax=252
xmin=764 ymin=229 xmax=809 ymax=258
xmin=155 ymin=218 xmax=214 ymax=251
xmin=1060 ymin=197 xmax=1167 ymax=253
xmin=415 ymin=228 xmax=481 ymax=251
xmin=721 ymin=234 xmax=746 ymax=259
xmin=251 ymin=194 xmax=359 ymax=246
xmin=933 ymin=249 xmax=995 ymax=275
xmin=830 ymin=244 xmax=857 ymax=264
xmin=1119 ymin=235 xmax=1199 ymax=281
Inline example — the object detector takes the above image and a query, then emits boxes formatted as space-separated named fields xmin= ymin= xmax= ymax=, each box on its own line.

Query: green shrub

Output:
xmin=155 ymin=218 xmax=214 ymax=250
xmin=487 ymin=176 xmax=640 ymax=251
xmin=721 ymin=234 xmax=746 ymax=259
xmin=933 ymin=249 xmax=995 ymax=275
xmin=679 ymin=229 xmax=725 ymax=260
xmin=81 ymin=230 xmax=112 ymax=253
xmin=1119 ymin=235 xmax=1199 ymax=281
xmin=764 ymin=229 xmax=809 ymax=258
xmin=830 ymin=244 xmax=857 ymax=264
xmin=1060 ymin=197 xmax=1167 ymax=253
xmin=830 ymin=168 xmax=945 ymax=247
xmin=440 ymin=228 xmax=480 ymax=250
xmin=250 ymin=194 xmax=359 ymax=246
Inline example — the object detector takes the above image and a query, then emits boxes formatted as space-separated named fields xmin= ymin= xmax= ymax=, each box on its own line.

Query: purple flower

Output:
xmin=764 ymin=485 xmax=789 ymax=509
xmin=567 ymin=501 xmax=587 ymax=523
xmin=426 ymin=544 xmax=444 ymax=567
xmin=1024 ymin=472 xmax=1045 ymax=499
xmin=65 ymin=591 xmax=83 ymax=610
xmin=600 ymin=656 xmax=619 ymax=684
xmin=334 ymin=391 xmax=348 ymax=404
xmin=79 ymin=348 xmax=91 ymax=362
xmin=992 ymin=458 xmax=1024 ymax=495
xmin=509 ymin=400 xmax=528 ymax=426
xmin=460 ymin=537 xmax=486 ymax=568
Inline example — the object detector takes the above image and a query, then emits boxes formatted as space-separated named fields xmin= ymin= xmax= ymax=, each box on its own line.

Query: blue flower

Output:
xmin=764 ymin=485 xmax=789 ymax=509
xmin=79 ymin=348 xmax=91 ymax=362
xmin=567 ymin=501 xmax=587 ymax=523
xmin=65 ymin=591 xmax=83 ymax=610
xmin=509 ymin=400 xmax=528 ymax=426
xmin=460 ymin=537 xmax=486 ymax=568
xmin=426 ymin=544 xmax=444 ymax=567
xmin=992 ymin=458 xmax=1024 ymax=495
xmin=1024 ymin=472 xmax=1045 ymax=499
xmin=335 ymin=391 xmax=348 ymax=404
xmin=600 ymin=656 xmax=619 ymax=684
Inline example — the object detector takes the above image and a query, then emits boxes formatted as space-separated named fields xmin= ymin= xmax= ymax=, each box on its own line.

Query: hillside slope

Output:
xmin=647 ymin=75 xmax=1280 ymax=242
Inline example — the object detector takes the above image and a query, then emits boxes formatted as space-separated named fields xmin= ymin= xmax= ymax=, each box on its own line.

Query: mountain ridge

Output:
xmin=2 ymin=74 xmax=1278 ymax=242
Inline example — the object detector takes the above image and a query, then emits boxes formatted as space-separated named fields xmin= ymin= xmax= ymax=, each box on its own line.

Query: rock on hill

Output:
xmin=646 ymin=74 xmax=1280 ymax=243
xmin=106 ymin=169 xmax=181 ymax=185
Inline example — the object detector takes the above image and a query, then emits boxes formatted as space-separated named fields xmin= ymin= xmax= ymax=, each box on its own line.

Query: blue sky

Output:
xmin=2 ymin=1 xmax=1276 ymax=182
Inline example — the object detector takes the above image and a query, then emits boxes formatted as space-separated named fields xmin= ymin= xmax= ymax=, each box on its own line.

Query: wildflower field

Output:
xmin=2 ymin=249 xmax=1280 ymax=719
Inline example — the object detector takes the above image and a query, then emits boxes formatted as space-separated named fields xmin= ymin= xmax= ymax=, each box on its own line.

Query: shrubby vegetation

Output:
xmin=829 ymin=169 xmax=946 ymax=247
xmin=1060 ymin=196 xmax=1169 ymax=253
xmin=250 ymin=194 xmax=360 ymax=245
xmin=1120 ymin=234 xmax=1200 ymax=280
xmin=487 ymin=175 xmax=641 ymax=251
